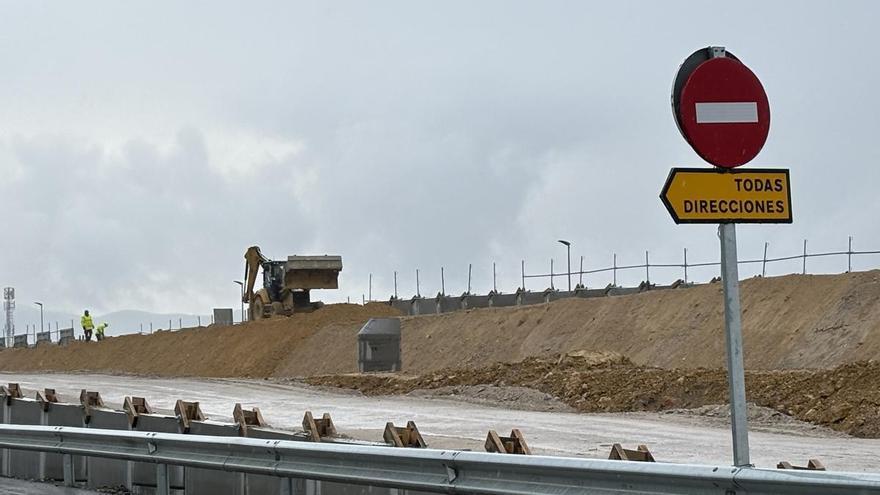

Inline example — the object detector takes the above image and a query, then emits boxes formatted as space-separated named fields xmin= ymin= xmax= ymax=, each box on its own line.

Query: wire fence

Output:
xmin=367 ymin=236 xmax=880 ymax=301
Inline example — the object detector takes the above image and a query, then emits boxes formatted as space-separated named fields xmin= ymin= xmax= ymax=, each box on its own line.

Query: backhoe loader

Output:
xmin=243 ymin=246 xmax=343 ymax=320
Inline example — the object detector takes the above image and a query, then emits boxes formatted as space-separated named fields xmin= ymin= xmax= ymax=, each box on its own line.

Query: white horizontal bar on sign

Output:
xmin=695 ymin=102 xmax=758 ymax=123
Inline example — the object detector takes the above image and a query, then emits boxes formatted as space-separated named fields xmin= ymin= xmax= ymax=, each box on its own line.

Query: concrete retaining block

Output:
xmin=606 ymin=287 xmax=640 ymax=296
xmin=461 ymin=295 xmax=490 ymax=309
xmin=58 ymin=328 xmax=75 ymax=345
xmin=185 ymin=421 xmax=243 ymax=495
xmin=44 ymin=402 xmax=86 ymax=482
xmin=518 ymin=292 xmax=546 ymax=306
xmin=390 ymin=300 xmax=411 ymax=315
xmin=36 ymin=332 xmax=51 ymax=344
xmin=437 ymin=296 xmax=460 ymax=313
xmin=545 ymin=290 xmax=575 ymax=302
xmin=575 ymin=288 xmax=607 ymax=298
xmin=7 ymin=398 xmax=44 ymax=480
xmin=86 ymin=408 xmax=131 ymax=491
xmin=132 ymin=414 xmax=185 ymax=492
xmin=488 ymin=293 xmax=517 ymax=308
xmin=12 ymin=335 xmax=28 ymax=348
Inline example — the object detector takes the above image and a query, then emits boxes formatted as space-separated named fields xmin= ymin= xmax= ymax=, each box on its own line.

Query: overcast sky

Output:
xmin=1 ymin=1 xmax=878 ymax=316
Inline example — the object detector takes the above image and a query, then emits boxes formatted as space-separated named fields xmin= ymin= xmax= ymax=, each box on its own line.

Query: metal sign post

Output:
xmin=666 ymin=45 xmax=788 ymax=467
xmin=719 ymin=222 xmax=750 ymax=466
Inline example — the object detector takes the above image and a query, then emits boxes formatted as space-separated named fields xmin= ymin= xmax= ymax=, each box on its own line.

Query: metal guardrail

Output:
xmin=0 ymin=425 xmax=878 ymax=494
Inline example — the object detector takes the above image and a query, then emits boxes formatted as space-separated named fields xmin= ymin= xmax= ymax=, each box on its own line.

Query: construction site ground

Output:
xmin=2 ymin=372 xmax=878 ymax=472
xmin=1 ymin=271 xmax=879 ymax=468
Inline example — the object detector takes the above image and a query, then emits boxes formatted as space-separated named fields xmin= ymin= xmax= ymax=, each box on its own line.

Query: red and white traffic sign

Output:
xmin=672 ymin=48 xmax=770 ymax=168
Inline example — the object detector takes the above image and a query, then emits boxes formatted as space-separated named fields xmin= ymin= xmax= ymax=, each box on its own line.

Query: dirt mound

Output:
xmin=0 ymin=303 xmax=398 ymax=377
xmin=305 ymin=357 xmax=880 ymax=438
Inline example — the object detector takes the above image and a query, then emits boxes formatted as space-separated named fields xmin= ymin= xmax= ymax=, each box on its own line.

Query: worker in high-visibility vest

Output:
xmin=95 ymin=322 xmax=108 ymax=341
xmin=81 ymin=310 xmax=95 ymax=342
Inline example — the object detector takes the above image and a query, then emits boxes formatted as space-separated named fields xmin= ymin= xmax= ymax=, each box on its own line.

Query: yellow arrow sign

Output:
xmin=660 ymin=168 xmax=792 ymax=224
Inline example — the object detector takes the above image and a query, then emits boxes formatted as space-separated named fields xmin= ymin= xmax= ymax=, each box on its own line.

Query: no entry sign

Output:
xmin=672 ymin=48 xmax=770 ymax=168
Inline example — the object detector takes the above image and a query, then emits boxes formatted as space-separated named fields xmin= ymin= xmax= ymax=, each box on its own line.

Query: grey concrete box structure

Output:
xmin=437 ymin=296 xmax=461 ymax=313
xmin=213 ymin=308 xmax=234 ymax=326
xmin=461 ymin=295 xmax=490 ymax=309
xmin=86 ymin=409 xmax=131 ymax=491
xmin=390 ymin=299 xmax=410 ymax=314
xmin=358 ymin=319 xmax=401 ymax=373
xmin=36 ymin=332 xmax=51 ymax=344
xmin=518 ymin=291 xmax=546 ymax=306
xmin=12 ymin=335 xmax=27 ymax=348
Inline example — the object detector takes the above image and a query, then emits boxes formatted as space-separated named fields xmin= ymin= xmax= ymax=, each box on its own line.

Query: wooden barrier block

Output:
xmin=609 ymin=443 xmax=655 ymax=462
xmin=384 ymin=421 xmax=426 ymax=448
xmin=234 ymin=403 xmax=267 ymax=436
xmin=302 ymin=411 xmax=336 ymax=442
xmin=777 ymin=459 xmax=826 ymax=471
xmin=123 ymin=397 xmax=153 ymax=428
xmin=175 ymin=400 xmax=206 ymax=433
xmin=485 ymin=429 xmax=531 ymax=455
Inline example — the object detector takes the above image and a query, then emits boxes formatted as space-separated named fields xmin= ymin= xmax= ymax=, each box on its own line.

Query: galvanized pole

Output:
xmin=416 ymin=269 xmax=420 ymax=298
xmin=369 ymin=273 xmax=372 ymax=302
xmin=579 ymin=255 xmax=584 ymax=286
xmin=393 ymin=271 xmax=398 ymax=299
xmin=550 ymin=259 xmax=554 ymax=290
xmin=493 ymin=262 xmax=497 ymax=292
xmin=683 ymin=248 xmax=688 ymax=283
xmin=566 ymin=244 xmax=571 ymax=291
xmin=521 ymin=260 xmax=525 ymax=290
xmin=848 ymin=236 xmax=853 ymax=272
xmin=467 ymin=264 xmax=472 ymax=294
xmin=440 ymin=267 xmax=445 ymax=296
xmin=802 ymin=239 xmax=807 ymax=274
xmin=762 ymin=242 xmax=768 ymax=277
xmin=613 ymin=253 xmax=617 ymax=287
xmin=645 ymin=251 xmax=650 ymax=284
xmin=719 ymin=223 xmax=751 ymax=467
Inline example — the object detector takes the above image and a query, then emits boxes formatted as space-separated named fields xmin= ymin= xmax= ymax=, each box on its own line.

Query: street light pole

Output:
xmin=558 ymin=240 xmax=571 ymax=292
xmin=33 ymin=302 xmax=43 ymax=334
xmin=233 ymin=281 xmax=245 ymax=323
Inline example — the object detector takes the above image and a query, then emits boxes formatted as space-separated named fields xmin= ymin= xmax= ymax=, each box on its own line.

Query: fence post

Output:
xmin=613 ymin=253 xmax=617 ymax=287
xmin=394 ymin=271 xmax=398 ymax=299
xmin=683 ymin=248 xmax=688 ymax=283
xmin=803 ymin=239 xmax=808 ymax=274
xmin=416 ymin=269 xmax=421 ymax=297
xmin=467 ymin=264 xmax=472 ymax=294
xmin=197 ymin=315 xmax=201 ymax=327
xmin=645 ymin=250 xmax=650 ymax=284
xmin=579 ymin=255 xmax=584 ymax=286
xmin=550 ymin=259 xmax=554 ymax=290
xmin=762 ymin=242 xmax=768 ymax=277
xmin=440 ymin=267 xmax=445 ymax=296
xmin=150 ymin=322 xmax=153 ymax=334
xmin=178 ymin=318 xmax=182 ymax=329
xmin=493 ymin=262 xmax=497 ymax=292
xmin=368 ymin=273 xmax=372 ymax=302
xmin=848 ymin=236 xmax=853 ymax=272
xmin=521 ymin=260 xmax=525 ymax=291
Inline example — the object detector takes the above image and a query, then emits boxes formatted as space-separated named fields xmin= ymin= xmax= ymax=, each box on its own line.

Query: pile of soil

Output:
xmin=305 ymin=354 xmax=880 ymax=438
xmin=0 ymin=304 xmax=399 ymax=377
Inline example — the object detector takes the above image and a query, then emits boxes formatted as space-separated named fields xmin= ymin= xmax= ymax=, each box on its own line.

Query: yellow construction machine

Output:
xmin=243 ymin=246 xmax=343 ymax=320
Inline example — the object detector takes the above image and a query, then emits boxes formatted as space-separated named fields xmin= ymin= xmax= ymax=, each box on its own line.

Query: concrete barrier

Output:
xmin=489 ymin=293 xmax=517 ymax=308
xmin=461 ymin=294 xmax=490 ymax=309
xmin=36 ymin=332 xmax=51 ymax=345
xmin=437 ymin=296 xmax=460 ymax=313
xmin=58 ymin=328 xmax=75 ymax=345
xmin=12 ymin=335 xmax=27 ymax=348
xmin=186 ymin=421 xmax=244 ymax=495
xmin=132 ymin=413 xmax=185 ymax=491
xmin=606 ymin=286 xmax=640 ymax=296
xmin=518 ymin=291 xmax=546 ymax=306
xmin=389 ymin=299 xmax=410 ymax=314
xmin=575 ymin=288 xmax=607 ymax=298
xmin=44 ymin=401 xmax=86 ymax=482
xmin=6 ymin=398 xmax=44 ymax=480
xmin=86 ymin=408 xmax=131 ymax=491
xmin=411 ymin=298 xmax=437 ymax=316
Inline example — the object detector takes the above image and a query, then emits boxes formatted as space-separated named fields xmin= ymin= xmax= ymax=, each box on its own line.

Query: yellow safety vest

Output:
xmin=81 ymin=315 xmax=94 ymax=330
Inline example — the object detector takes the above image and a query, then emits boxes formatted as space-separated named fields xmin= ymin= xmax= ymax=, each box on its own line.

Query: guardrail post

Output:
xmin=156 ymin=463 xmax=170 ymax=495
xmin=63 ymin=453 xmax=75 ymax=487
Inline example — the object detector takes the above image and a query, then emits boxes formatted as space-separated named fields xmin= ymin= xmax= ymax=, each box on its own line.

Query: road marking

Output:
xmin=695 ymin=102 xmax=758 ymax=123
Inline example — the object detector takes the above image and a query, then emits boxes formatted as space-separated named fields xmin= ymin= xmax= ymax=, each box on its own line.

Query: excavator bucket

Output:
xmin=284 ymin=256 xmax=343 ymax=289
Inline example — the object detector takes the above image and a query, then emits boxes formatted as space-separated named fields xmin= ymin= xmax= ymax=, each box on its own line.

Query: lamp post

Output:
xmin=33 ymin=302 xmax=43 ymax=334
xmin=557 ymin=240 xmax=571 ymax=291
xmin=233 ymin=281 xmax=245 ymax=323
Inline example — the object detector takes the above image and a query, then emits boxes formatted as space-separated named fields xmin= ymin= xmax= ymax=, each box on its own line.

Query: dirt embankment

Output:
xmin=0 ymin=304 xmax=399 ymax=378
xmin=0 ymin=271 xmax=878 ymax=378
xmin=306 ymin=352 xmax=880 ymax=438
